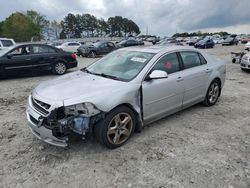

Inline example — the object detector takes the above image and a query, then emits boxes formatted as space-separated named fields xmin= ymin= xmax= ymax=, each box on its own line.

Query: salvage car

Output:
xmin=77 ymin=41 xmax=117 ymax=58
xmin=0 ymin=43 xmax=77 ymax=76
xmin=26 ymin=46 xmax=226 ymax=148
xmin=194 ymin=38 xmax=215 ymax=48
xmin=222 ymin=36 xmax=239 ymax=46
xmin=117 ymin=39 xmax=144 ymax=47
xmin=240 ymin=53 xmax=250 ymax=71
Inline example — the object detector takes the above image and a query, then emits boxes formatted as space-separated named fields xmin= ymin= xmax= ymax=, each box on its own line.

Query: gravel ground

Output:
xmin=0 ymin=44 xmax=249 ymax=188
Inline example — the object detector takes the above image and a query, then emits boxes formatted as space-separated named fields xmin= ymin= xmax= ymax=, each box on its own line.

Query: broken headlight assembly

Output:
xmin=62 ymin=103 xmax=101 ymax=135
xmin=64 ymin=102 xmax=100 ymax=116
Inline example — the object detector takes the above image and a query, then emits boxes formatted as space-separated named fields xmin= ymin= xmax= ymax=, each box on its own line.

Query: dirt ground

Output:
xmin=0 ymin=44 xmax=249 ymax=188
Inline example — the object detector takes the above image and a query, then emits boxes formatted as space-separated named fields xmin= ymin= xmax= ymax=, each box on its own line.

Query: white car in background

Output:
xmin=56 ymin=42 xmax=81 ymax=53
xmin=245 ymin=41 xmax=250 ymax=51
xmin=0 ymin=38 xmax=16 ymax=50
xmin=240 ymin=53 xmax=250 ymax=71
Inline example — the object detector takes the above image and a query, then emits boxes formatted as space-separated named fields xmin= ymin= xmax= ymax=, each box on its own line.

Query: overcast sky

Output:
xmin=1 ymin=0 xmax=250 ymax=36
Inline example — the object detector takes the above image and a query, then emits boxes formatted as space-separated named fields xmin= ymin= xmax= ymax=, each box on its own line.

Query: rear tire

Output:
xmin=203 ymin=80 xmax=221 ymax=106
xmin=89 ymin=51 xmax=96 ymax=58
xmin=94 ymin=106 xmax=136 ymax=149
xmin=52 ymin=62 xmax=67 ymax=75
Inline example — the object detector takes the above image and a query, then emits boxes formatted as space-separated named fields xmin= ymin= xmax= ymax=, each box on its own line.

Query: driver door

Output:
xmin=142 ymin=52 xmax=184 ymax=123
xmin=1 ymin=45 xmax=33 ymax=75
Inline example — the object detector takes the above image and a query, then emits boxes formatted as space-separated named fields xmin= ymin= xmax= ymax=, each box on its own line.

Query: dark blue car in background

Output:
xmin=194 ymin=38 xmax=215 ymax=49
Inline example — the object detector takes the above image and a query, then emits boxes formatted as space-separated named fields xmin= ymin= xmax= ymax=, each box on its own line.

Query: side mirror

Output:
xmin=7 ymin=54 xmax=13 ymax=59
xmin=146 ymin=70 xmax=168 ymax=81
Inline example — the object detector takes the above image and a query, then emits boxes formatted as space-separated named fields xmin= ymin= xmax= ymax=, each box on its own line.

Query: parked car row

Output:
xmin=54 ymin=39 xmax=145 ymax=58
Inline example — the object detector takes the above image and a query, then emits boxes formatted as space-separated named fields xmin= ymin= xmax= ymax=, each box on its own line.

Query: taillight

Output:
xmin=71 ymin=53 xmax=77 ymax=59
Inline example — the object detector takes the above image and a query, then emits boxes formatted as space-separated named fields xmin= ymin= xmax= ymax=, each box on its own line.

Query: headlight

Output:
xmin=243 ymin=55 xmax=250 ymax=62
xmin=64 ymin=102 xmax=100 ymax=116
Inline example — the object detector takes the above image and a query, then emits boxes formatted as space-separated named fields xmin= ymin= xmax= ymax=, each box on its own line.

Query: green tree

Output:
xmin=2 ymin=12 xmax=40 ymax=42
xmin=61 ymin=13 xmax=81 ymax=38
xmin=126 ymin=19 xmax=140 ymax=36
xmin=97 ymin=18 xmax=109 ymax=36
xmin=26 ymin=10 xmax=49 ymax=40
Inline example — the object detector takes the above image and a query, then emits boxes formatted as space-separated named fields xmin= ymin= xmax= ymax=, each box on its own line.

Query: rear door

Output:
xmin=142 ymin=52 xmax=184 ymax=122
xmin=99 ymin=43 xmax=109 ymax=54
xmin=30 ymin=44 xmax=58 ymax=71
xmin=179 ymin=51 xmax=209 ymax=108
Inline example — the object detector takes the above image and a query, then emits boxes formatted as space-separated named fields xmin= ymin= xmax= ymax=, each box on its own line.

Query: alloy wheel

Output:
xmin=208 ymin=82 xmax=219 ymax=104
xmin=107 ymin=113 xmax=133 ymax=145
xmin=55 ymin=62 xmax=66 ymax=74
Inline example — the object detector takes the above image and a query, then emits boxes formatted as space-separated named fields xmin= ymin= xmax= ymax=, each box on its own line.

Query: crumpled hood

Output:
xmin=33 ymin=71 xmax=130 ymax=106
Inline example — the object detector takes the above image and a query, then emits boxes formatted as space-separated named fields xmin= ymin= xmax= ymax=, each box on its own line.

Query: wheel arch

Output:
xmin=102 ymin=103 xmax=142 ymax=133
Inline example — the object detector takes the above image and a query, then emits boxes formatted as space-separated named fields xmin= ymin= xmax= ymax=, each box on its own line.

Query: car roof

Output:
xmin=120 ymin=45 xmax=199 ymax=54
xmin=4 ymin=43 xmax=59 ymax=51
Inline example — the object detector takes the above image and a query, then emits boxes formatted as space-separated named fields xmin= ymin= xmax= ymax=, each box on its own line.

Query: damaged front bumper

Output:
xmin=26 ymin=95 xmax=98 ymax=147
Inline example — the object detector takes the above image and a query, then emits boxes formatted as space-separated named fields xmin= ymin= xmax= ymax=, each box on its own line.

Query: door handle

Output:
xmin=176 ymin=77 xmax=184 ymax=82
xmin=205 ymin=68 xmax=212 ymax=73
xmin=25 ymin=59 xmax=31 ymax=61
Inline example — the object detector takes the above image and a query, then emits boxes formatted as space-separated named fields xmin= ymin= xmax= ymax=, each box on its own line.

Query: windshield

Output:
xmin=85 ymin=50 xmax=155 ymax=81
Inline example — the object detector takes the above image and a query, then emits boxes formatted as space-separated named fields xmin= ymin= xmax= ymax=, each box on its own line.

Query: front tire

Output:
xmin=52 ymin=62 xmax=67 ymax=75
xmin=94 ymin=106 xmax=136 ymax=149
xmin=203 ymin=80 xmax=221 ymax=106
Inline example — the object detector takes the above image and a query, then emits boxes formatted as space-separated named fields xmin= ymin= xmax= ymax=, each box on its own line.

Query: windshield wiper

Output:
xmin=81 ymin=68 xmax=93 ymax=74
xmin=99 ymin=73 xmax=121 ymax=80
xmin=81 ymin=68 xmax=121 ymax=81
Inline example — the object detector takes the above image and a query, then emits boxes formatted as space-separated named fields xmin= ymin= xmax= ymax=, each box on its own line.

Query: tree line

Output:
xmin=60 ymin=13 xmax=140 ymax=38
xmin=0 ymin=10 xmax=141 ymax=42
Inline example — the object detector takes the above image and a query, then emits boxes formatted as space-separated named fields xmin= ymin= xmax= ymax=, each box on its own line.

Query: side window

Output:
xmin=180 ymin=51 xmax=201 ymax=69
xmin=68 ymin=43 xmax=80 ymax=46
xmin=31 ymin=45 xmax=57 ymax=54
xmin=100 ymin=43 xmax=106 ymax=48
xmin=9 ymin=46 xmax=30 ymax=56
xmin=198 ymin=53 xmax=207 ymax=65
xmin=152 ymin=53 xmax=180 ymax=74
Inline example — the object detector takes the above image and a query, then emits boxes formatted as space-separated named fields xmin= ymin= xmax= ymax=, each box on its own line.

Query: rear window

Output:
xmin=180 ymin=51 xmax=202 ymax=69
xmin=68 ymin=43 xmax=80 ymax=46
xmin=32 ymin=45 xmax=57 ymax=54
xmin=1 ymin=40 xmax=14 ymax=47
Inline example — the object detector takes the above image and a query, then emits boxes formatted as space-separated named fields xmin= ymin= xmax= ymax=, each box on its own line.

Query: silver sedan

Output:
xmin=26 ymin=46 xmax=226 ymax=148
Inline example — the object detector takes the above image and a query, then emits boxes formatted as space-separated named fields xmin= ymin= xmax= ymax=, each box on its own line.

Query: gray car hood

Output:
xmin=33 ymin=71 xmax=140 ymax=111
